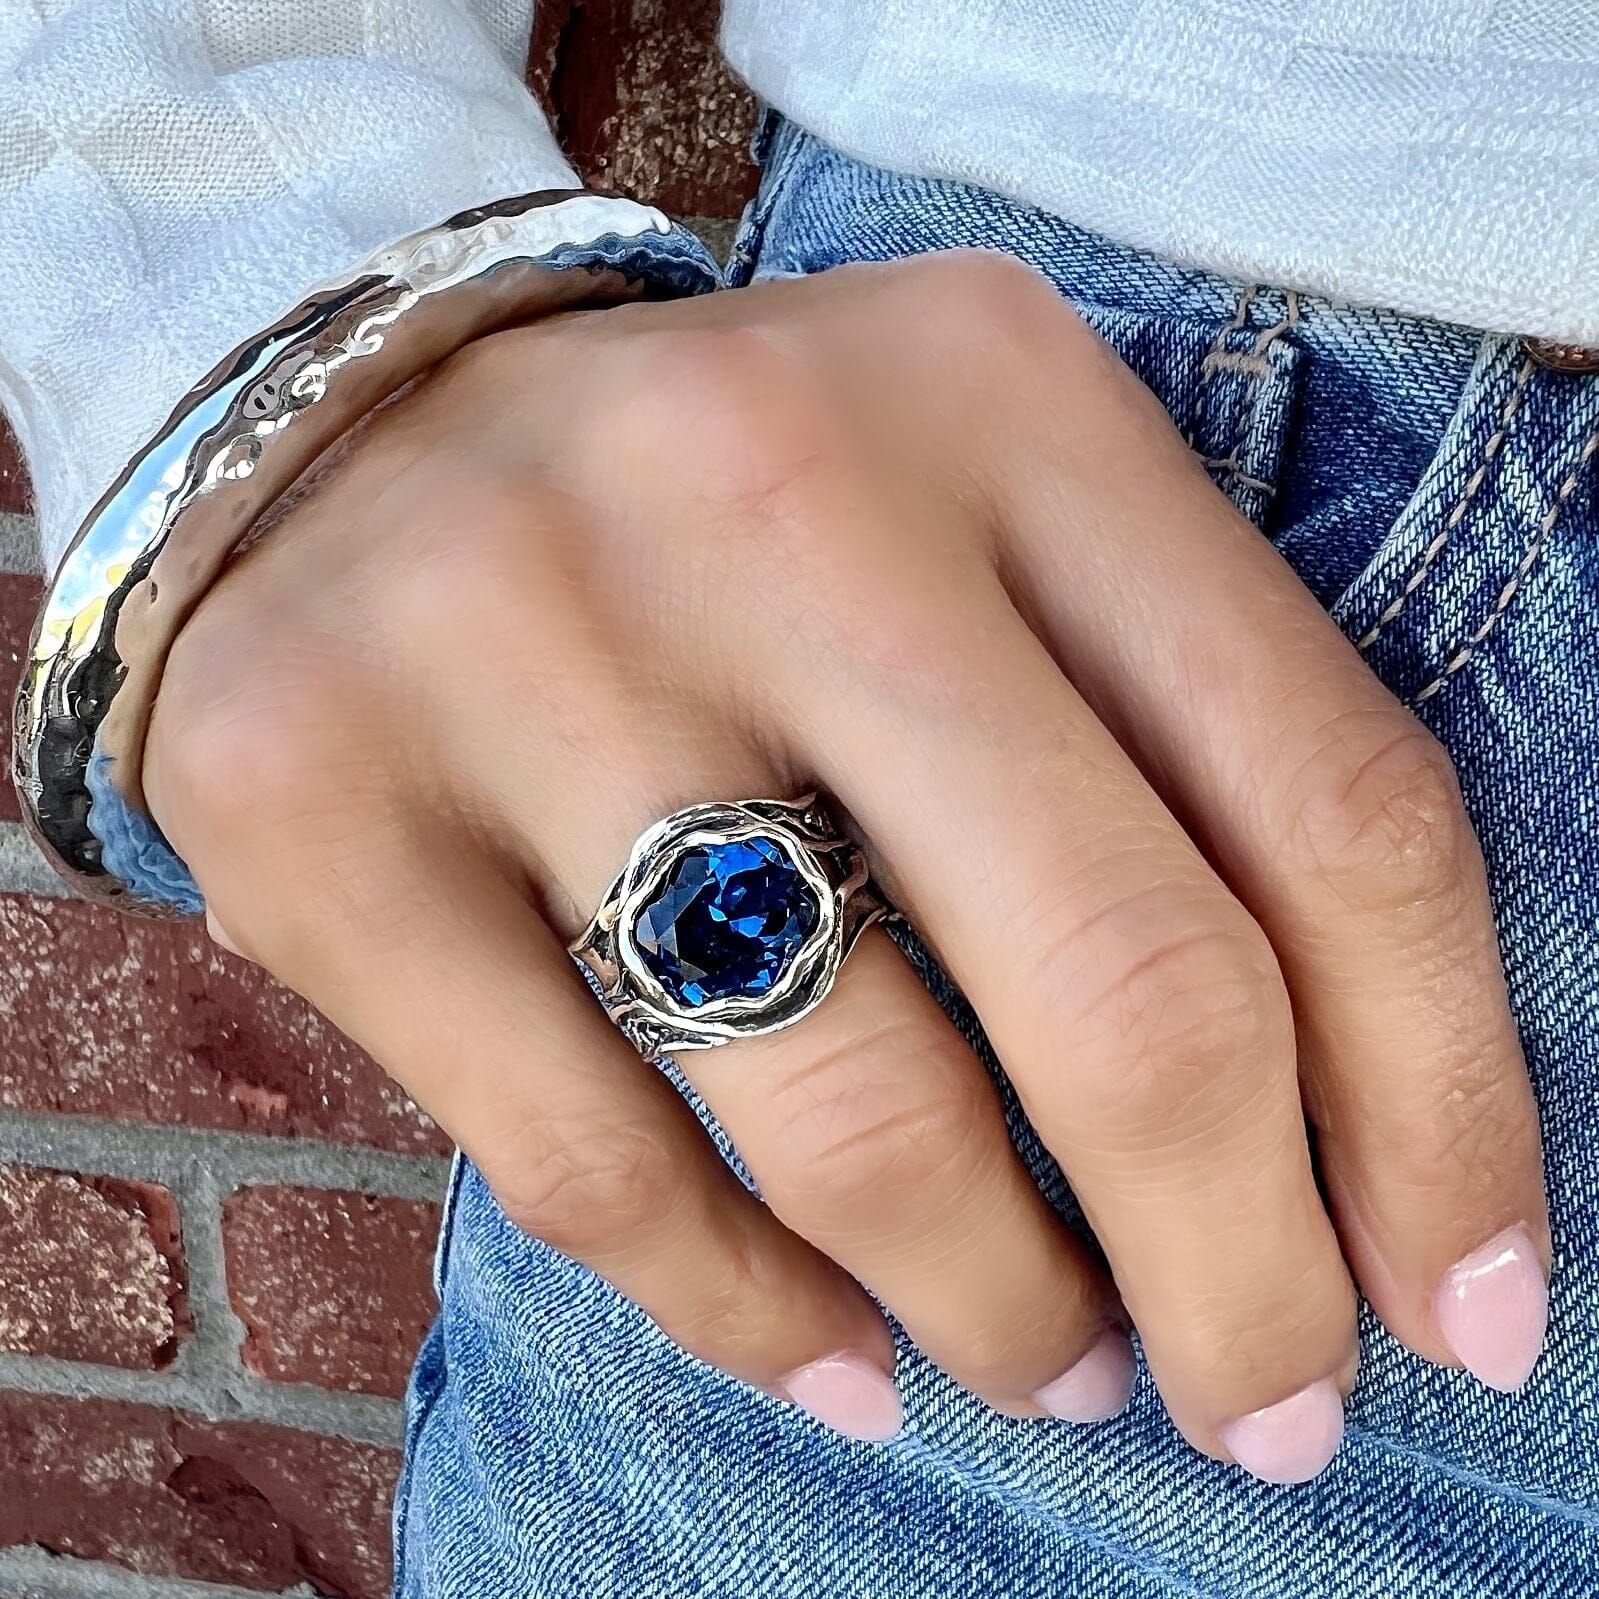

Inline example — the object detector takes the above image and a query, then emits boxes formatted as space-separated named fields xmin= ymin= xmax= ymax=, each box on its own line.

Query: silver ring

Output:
xmin=570 ymin=796 xmax=890 ymax=1056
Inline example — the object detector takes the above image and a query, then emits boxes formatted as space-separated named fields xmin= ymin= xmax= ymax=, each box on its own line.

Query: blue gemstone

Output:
xmin=633 ymin=835 xmax=821 ymax=1007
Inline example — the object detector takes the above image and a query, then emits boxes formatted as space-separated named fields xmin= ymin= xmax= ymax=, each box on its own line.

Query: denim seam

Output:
xmin=1356 ymin=1425 xmax=1599 ymax=1533
xmin=1411 ymin=418 xmax=1599 ymax=704
xmin=896 ymin=1436 xmax=1212 ymax=1598
xmin=728 ymin=109 xmax=807 ymax=288
xmin=1356 ymin=354 xmax=1536 ymax=652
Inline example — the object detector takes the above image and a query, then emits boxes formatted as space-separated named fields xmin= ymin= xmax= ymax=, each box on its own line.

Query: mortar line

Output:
xmin=0 ymin=1346 xmax=405 ymax=1447
xmin=163 ymin=1148 xmax=281 ymax=1423
xmin=0 ymin=1107 xmax=451 ymax=1201
xmin=0 ymin=1544 xmax=325 ymax=1599
xmin=150 ymin=1145 xmax=409 ymax=1446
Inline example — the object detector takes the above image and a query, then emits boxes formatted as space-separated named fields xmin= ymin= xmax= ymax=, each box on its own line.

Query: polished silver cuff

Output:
xmin=12 ymin=191 xmax=718 ymax=914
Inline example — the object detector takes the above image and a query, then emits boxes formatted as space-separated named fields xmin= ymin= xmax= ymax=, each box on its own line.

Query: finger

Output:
xmin=681 ymin=930 xmax=1137 ymax=1422
xmin=458 ymin=687 xmax=1137 ymax=1424
xmin=153 ymin=747 xmax=903 ymax=1440
xmin=609 ymin=417 xmax=1360 ymax=1479
xmin=978 ymin=345 xmax=1549 ymax=1391
xmin=802 ymin=586 xmax=1358 ymax=1477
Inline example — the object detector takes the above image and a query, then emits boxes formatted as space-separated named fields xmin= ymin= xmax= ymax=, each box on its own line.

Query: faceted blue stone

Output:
xmin=633 ymin=835 xmax=821 ymax=1007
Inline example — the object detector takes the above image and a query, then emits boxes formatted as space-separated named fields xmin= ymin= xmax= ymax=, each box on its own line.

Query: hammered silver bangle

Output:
xmin=11 ymin=191 xmax=718 ymax=915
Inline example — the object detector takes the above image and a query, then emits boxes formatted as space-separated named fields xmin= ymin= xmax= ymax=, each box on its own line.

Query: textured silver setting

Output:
xmin=570 ymin=796 xmax=889 ymax=1057
xmin=14 ymin=190 xmax=702 ymax=912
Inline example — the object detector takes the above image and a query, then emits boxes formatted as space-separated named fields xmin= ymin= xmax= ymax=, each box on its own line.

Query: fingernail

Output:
xmin=1033 ymin=1328 xmax=1137 ymax=1423
xmin=1220 ymin=1379 xmax=1345 ymax=1484
xmin=1435 ymin=1223 xmax=1548 ymax=1392
xmin=779 ymin=1353 xmax=902 ymax=1442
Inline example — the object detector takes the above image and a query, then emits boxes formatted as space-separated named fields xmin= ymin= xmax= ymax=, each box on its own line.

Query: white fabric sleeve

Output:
xmin=0 ymin=0 xmax=568 ymax=570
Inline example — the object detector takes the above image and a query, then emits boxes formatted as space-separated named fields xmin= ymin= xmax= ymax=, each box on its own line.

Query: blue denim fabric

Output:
xmin=397 ymin=121 xmax=1599 ymax=1597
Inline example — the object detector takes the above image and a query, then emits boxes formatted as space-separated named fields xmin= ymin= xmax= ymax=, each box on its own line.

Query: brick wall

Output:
xmin=0 ymin=9 xmax=754 ymax=1597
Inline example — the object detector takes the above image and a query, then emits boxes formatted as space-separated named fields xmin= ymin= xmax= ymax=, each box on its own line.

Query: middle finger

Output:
xmin=768 ymin=539 xmax=1359 ymax=1481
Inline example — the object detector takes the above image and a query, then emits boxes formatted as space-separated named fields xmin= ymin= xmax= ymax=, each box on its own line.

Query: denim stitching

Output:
xmin=1190 ymin=285 xmax=1256 ymax=450
xmin=1198 ymin=451 xmax=1274 ymax=495
xmin=1356 ymin=354 xmax=1536 ymax=651
xmin=1411 ymin=420 xmax=1599 ymax=703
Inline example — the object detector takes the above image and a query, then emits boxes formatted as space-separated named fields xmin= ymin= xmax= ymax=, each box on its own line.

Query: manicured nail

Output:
xmin=1435 ymin=1224 xmax=1548 ymax=1392
xmin=779 ymin=1353 xmax=902 ymax=1441
xmin=1033 ymin=1328 xmax=1137 ymax=1422
xmin=1220 ymin=1379 xmax=1344 ymax=1484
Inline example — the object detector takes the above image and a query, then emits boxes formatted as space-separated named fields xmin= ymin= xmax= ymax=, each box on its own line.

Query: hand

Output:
xmin=145 ymin=252 xmax=1547 ymax=1482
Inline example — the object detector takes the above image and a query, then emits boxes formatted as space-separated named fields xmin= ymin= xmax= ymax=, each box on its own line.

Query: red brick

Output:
xmin=0 ymin=1392 xmax=396 ymax=1598
xmin=0 ymin=420 xmax=29 ymax=514
xmin=0 ymin=894 xmax=448 ymax=1155
xmin=0 ymin=574 xmax=43 ymax=823
xmin=529 ymin=0 xmax=758 ymax=218
xmin=0 ymin=1164 xmax=189 ymax=1369
xmin=224 ymin=1185 xmax=441 ymax=1399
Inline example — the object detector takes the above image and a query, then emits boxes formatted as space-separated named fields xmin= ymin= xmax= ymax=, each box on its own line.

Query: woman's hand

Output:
xmin=145 ymin=253 xmax=1548 ymax=1482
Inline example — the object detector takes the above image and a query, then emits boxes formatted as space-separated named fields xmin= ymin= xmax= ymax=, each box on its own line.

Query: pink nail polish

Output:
xmin=779 ymin=1353 xmax=902 ymax=1442
xmin=1220 ymin=1379 xmax=1344 ymax=1484
xmin=1033 ymin=1328 xmax=1137 ymax=1423
xmin=1435 ymin=1224 xmax=1548 ymax=1393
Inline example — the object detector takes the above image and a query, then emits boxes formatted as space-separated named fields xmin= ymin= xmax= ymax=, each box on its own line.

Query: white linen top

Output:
xmin=2 ymin=0 xmax=1595 ymax=568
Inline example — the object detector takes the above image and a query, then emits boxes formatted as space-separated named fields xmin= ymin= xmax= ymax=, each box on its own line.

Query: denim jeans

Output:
xmin=396 ymin=120 xmax=1599 ymax=1597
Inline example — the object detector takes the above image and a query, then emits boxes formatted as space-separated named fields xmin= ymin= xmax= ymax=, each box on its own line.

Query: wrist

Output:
xmin=16 ymin=193 xmax=720 ymax=916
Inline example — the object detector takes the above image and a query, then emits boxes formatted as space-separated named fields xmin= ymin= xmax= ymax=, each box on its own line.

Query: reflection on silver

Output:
xmin=14 ymin=191 xmax=710 ymax=913
xmin=570 ymin=796 xmax=889 ymax=1057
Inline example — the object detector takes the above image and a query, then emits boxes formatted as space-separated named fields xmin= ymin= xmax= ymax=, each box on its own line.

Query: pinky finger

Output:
xmin=209 ymin=825 xmax=904 ymax=1442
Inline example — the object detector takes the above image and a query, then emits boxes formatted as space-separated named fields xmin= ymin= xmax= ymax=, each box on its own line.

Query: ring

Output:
xmin=570 ymin=795 xmax=890 ymax=1056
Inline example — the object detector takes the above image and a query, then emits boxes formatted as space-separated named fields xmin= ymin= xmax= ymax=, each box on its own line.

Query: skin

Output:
xmin=143 ymin=253 xmax=1548 ymax=1474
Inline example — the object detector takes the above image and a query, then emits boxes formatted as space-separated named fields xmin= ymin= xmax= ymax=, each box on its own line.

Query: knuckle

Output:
xmin=900 ymin=249 xmax=1088 ymax=363
xmin=1285 ymin=715 xmax=1476 ymax=915
xmin=379 ymin=476 xmax=552 ymax=633
xmin=759 ymin=1024 xmax=985 ymax=1231
xmin=152 ymin=638 xmax=344 ymax=840
xmin=1031 ymin=893 xmax=1291 ymax=1128
xmin=495 ymin=1119 xmax=681 ymax=1253
xmin=616 ymin=326 xmax=836 ymax=522
xmin=905 ymin=248 xmax=1059 ymax=321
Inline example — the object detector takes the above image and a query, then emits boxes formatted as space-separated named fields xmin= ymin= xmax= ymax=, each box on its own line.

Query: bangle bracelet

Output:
xmin=12 ymin=190 xmax=719 ymax=915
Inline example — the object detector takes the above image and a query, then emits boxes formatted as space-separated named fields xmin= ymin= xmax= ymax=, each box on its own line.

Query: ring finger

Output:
xmin=467 ymin=691 xmax=1136 ymax=1424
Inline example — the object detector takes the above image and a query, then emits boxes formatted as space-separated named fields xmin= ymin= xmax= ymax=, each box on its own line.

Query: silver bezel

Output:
xmin=572 ymin=797 xmax=882 ymax=1056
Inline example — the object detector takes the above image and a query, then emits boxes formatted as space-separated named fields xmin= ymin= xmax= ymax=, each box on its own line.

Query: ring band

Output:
xmin=570 ymin=795 xmax=890 ymax=1056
